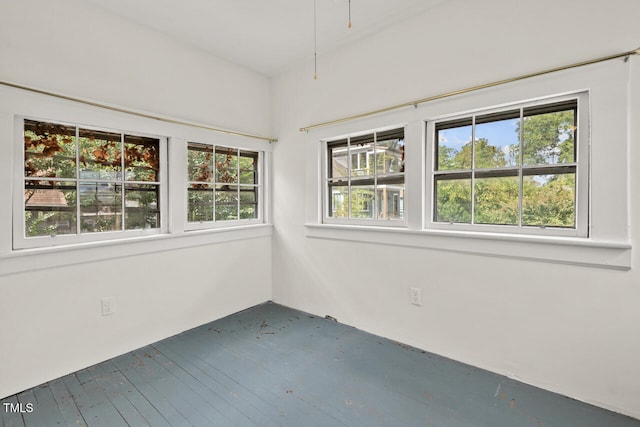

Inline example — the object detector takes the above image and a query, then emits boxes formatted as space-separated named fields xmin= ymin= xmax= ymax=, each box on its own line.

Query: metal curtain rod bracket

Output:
xmin=0 ymin=80 xmax=278 ymax=143
xmin=299 ymin=46 xmax=640 ymax=133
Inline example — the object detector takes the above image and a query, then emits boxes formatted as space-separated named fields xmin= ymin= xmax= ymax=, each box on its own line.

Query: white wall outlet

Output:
xmin=410 ymin=288 xmax=422 ymax=306
xmin=101 ymin=297 xmax=115 ymax=316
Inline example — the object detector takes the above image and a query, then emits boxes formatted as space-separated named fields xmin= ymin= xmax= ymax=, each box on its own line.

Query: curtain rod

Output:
xmin=0 ymin=80 xmax=278 ymax=143
xmin=299 ymin=47 xmax=640 ymax=133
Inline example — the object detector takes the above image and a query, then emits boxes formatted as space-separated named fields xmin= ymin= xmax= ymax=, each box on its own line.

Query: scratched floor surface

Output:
xmin=2 ymin=301 xmax=639 ymax=427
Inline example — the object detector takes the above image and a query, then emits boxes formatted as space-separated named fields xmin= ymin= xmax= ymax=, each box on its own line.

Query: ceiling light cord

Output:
xmin=313 ymin=0 xmax=318 ymax=80
xmin=314 ymin=0 xmax=351 ymax=80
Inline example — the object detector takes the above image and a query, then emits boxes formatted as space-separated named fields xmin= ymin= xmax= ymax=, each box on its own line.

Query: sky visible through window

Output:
xmin=438 ymin=119 xmax=519 ymax=165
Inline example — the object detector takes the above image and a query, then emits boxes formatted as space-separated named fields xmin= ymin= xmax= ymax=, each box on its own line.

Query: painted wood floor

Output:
xmin=2 ymin=302 xmax=639 ymax=427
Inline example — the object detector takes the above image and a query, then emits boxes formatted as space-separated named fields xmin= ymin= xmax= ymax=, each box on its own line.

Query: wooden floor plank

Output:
xmin=82 ymin=363 xmax=155 ymax=427
xmin=165 ymin=325 xmax=349 ymax=426
xmin=151 ymin=339 xmax=282 ymax=427
xmin=109 ymin=351 xmax=194 ymax=426
xmin=61 ymin=372 xmax=127 ymax=427
xmin=47 ymin=378 xmax=86 ymax=426
xmin=205 ymin=306 xmax=432 ymax=426
xmin=125 ymin=348 xmax=234 ymax=426
xmin=13 ymin=391 xmax=38 ymax=427
xmin=148 ymin=343 xmax=263 ymax=426
xmin=27 ymin=385 xmax=66 ymax=427
xmin=161 ymin=331 xmax=338 ymax=427
xmin=90 ymin=361 xmax=172 ymax=427
xmin=184 ymin=306 xmax=418 ymax=425
xmin=2 ymin=302 xmax=640 ymax=427
xmin=111 ymin=348 xmax=234 ymax=426
xmin=0 ymin=395 xmax=26 ymax=427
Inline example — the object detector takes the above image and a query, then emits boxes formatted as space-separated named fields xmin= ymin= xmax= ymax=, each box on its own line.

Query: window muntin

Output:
xmin=326 ymin=127 xmax=405 ymax=222
xmin=187 ymin=143 xmax=261 ymax=225
xmin=22 ymin=119 xmax=162 ymax=243
xmin=431 ymin=98 xmax=583 ymax=234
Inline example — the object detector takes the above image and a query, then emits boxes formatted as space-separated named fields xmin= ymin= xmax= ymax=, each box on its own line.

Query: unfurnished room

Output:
xmin=1 ymin=0 xmax=640 ymax=426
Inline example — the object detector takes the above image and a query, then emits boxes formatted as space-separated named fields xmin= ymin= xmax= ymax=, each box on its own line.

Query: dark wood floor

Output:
xmin=2 ymin=302 xmax=639 ymax=426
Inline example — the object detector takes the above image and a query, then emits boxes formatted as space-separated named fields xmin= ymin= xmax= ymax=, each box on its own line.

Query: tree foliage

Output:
xmin=521 ymin=111 xmax=575 ymax=165
xmin=436 ymin=110 xmax=576 ymax=228
xmin=187 ymin=146 xmax=258 ymax=222
xmin=23 ymin=120 xmax=160 ymax=236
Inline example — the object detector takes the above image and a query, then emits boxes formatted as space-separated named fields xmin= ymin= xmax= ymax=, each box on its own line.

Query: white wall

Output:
xmin=272 ymin=0 xmax=640 ymax=419
xmin=0 ymin=0 xmax=272 ymax=399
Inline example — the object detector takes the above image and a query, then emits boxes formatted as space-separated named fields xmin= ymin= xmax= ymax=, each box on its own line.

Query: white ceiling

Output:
xmin=82 ymin=0 xmax=449 ymax=76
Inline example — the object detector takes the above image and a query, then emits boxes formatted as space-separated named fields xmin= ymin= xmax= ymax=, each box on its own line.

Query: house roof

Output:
xmin=25 ymin=190 xmax=68 ymax=207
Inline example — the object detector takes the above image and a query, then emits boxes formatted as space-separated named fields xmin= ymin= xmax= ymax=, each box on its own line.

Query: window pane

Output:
xmin=187 ymin=184 xmax=213 ymax=222
xmin=215 ymin=184 xmax=238 ymax=220
xmin=474 ymin=176 xmax=519 ymax=225
xmin=216 ymin=148 xmax=238 ymax=184
xmin=188 ymin=145 xmax=260 ymax=225
xmin=329 ymin=184 xmax=348 ymax=218
xmin=523 ymin=108 xmax=576 ymax=165
xmin=124 ymin=184 xmax=159 ymax=230
xmin=239 ymin=151 xmax=257 ymax=184
xmin=24 ymin=120 xmax=77 ymax=179
xmin=376 ymin=184 xmax=404 ymax=220
xmin=240 ymin=205 xmax=256 ymax=220
xmin=328 ymin=140 xmax=348 ymax=179
xmin=350 ymin=185 xmax=375 ymax=219
xmin=350 ymin=143 xmax=374 ymax=177
xmin=79 ymin=128 xmax=122 ymax=180
xmin=188 ymin=143 xmax=214 ymax=182
xmin=21 ymin=119 xmax=167 ymax=244
xmin=24 ymin=181 xmax=77 ymax=236
xmin=124 ymin=135 xmax=160 ymax=182
xmin=239 ymin=186 xmax=258 ymax=219
xmin=522 ymin=173 xmax=575 ymax=227
xmin=241 ymin=192 xmax=257 ymax=218
xmin=326 ymin=129 xmax=404 ymax=223
xmin=239 ymin=186 xmax=257 ymax=203
xmin=239 ymin=170 xmax=256 ymax=184
xmin=436 ymin=122 xmax=472 ymax=171
xmin=79 ymin=182 xmax=122 ymax=233
xmin=376 ymin=135 xmax=405 ymax=175
xmin=475 ymin=113 xmax=520 ymax=168
xmin=434 ymin=177 xmax=471 ymax=223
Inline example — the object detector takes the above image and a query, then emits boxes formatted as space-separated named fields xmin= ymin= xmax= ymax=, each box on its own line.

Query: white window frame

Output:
xmin=12 ymin=116 xmax=169 ymax=250
xmin=322 ymin=124 xmax=407 ymax=227
xmin=424 ymin=91 xmax=589 ymax=238
xmin=185 ymin=142 xmax=264 ymax=231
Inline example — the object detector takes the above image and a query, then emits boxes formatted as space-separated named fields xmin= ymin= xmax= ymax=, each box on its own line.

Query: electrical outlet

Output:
xmin=101 ymin=297 xmax=115 ymax=316
xmin=410 ymin=288 xmax=422 ymax=306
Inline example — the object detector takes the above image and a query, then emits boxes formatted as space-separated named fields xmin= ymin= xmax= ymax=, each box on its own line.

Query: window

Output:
xmin=4 ymin=85 xmax=273 ymax=274
xmin=325 ymin=127 xmax=405 ymax=224
xmin=428 ymin=94 xmax=588 ymax=236
xmin=187 ymin=143 xmax=262 ymax=227
xmin=309 ymin=71 xmax=629 ymax=269
xmin=17 ymin=118 xmax=165 ymax=248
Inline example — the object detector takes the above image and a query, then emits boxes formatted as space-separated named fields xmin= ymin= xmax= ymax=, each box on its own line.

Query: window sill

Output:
xmin=0 ymin=224 xmax=273 ymax=277
xmin=304 ymin=223 xmax=631 ymax=270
